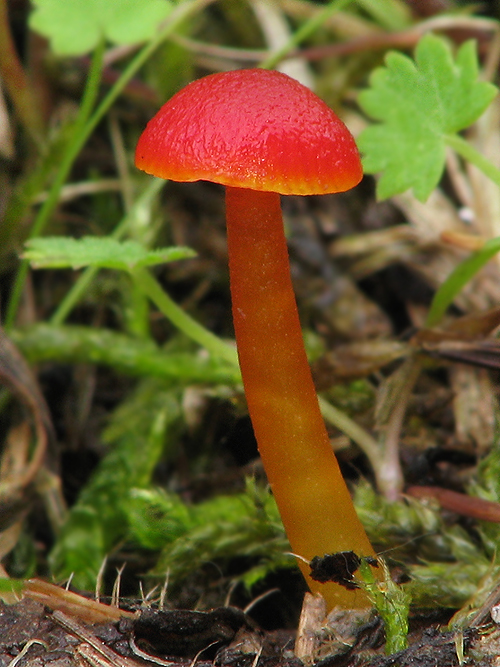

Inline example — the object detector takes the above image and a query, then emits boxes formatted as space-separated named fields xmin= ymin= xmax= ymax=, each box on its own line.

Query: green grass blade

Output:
xmin=426 ymin=237 xmax=500 ymax=328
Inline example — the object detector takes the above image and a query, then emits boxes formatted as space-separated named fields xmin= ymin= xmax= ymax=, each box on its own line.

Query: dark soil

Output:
xmin=3 ymin=595 xmax=500 ymax=667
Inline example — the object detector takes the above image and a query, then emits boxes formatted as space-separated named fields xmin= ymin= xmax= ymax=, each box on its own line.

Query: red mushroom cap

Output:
xmin=135 ymin=69 xmax=362 ymax=196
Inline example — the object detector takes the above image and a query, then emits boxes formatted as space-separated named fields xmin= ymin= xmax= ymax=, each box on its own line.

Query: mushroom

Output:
xmin=135 ymin=68 xmax=374 ymax=608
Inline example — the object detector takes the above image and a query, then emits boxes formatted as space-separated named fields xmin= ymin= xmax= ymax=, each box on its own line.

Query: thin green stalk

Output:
xmin=5 ymin=40 xmax=105 ymax=329
xmin=318 ymin=395 xmax=380 ymax=465
xmin=11 ymin=323 xmax=241 ymax=385
xmin=445 ymin=133 xmax=500 ymax=189
xmin=132 ymin=266 xmax=239 ymax=368
xmin=356 ymin=0 xmax=411 ymax=31
xmin=5 ymin=0 xmax=213 ymax=329
xmin=259 ymin=0 xmax=355 ymax=70
xmin=50 ymin=178 xmax=165 ymax=325
xmin=426 ymin=235 xmax=500 ymax=328
xmin=358 ymin=558 xmax=410 ymax=654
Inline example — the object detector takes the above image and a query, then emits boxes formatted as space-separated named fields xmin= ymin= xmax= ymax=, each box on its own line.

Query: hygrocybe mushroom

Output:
xmin=136 ymin=68 xmax=374 ymax=608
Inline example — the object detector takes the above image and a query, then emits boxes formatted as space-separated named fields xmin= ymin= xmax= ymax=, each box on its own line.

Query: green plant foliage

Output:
xmin=426 ymin=237 xmax=500 ymax=327
xmin=356 ymin=0 xmax=412 ymax=31
xmin=407 ymin=526 xmax=493 ymax=608
xmin=127 ymin=479 xmax=292 ymax=591
xmin=7 ymin=532 xmax=37 ymax=580
xmin=449 ymin=563 xmax=500 ymax=629
xmin=29 ymin=0 xmax=172 ymax=56
xmin=0 ymin=579 xmax=24 ymax=599
xmin=358 ymin=33 xmax=498 ymax=201
xmin=23 ymin=236 xmax=195 ymax=271
xmin=467 ymin=446 xmax=500 ymax=559
xmin=50 ymin=378 xmax=183 ymax=590
xmin=11 ymin=324 xmax=241 ymax=385
xmin=49 ymin=506 xmax=107 ymax=587
xmin=120 ymin=474 xmax=500 ymax=606
xmin=354 ymin=481 xmax=495 ymax=608
xmin=358 ymin=558 xmax=410 ymax=654
xmin=354 ymin=480 xmax=442 ymax=553
xmin=474 ymin=445 xmax=500 ymax=503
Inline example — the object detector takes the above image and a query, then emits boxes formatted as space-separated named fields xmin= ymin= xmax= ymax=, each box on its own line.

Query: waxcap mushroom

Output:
xmin=135 ymin=69 xmax=374 ymax=609
xmin=135 ymin=68 xmax=362 ymax=196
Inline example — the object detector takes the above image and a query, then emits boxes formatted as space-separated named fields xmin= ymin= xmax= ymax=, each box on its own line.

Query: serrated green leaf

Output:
xmin=23 ymin=236 xmax=196 ymax=271
xmin=29 ymin=0 xmax=172 ymax=56
xmin=358 ymin=34 xmax=498 ymax=201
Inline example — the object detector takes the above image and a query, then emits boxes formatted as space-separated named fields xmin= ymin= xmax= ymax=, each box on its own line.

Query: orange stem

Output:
xmin=225 ymin=187 xmax=374 ymax=608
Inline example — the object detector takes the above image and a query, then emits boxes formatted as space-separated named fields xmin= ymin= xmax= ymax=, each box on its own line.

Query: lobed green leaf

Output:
xmin=29 ymin=0 xmax=172 ymax=56
xmin=358 ymin=34 xmax=498 ymax=201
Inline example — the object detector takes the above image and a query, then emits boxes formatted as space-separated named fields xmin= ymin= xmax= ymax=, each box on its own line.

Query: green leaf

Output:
xmin=426 ymin=237 xmax=500 ymax=327
xmin=29 ymin=0 xmax=172 ymax=56
xmin=23 ymin=236 xmax=195 ymax=271
xmin=358 ymin=34 xmax=498 ymax=201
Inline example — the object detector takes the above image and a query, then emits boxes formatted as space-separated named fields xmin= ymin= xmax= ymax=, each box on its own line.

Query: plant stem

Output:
xmin=5 ymin=0 xmax=213 ymax=329
xmin=50 ymin=178 xmax=165 ymax=325
xmin=358 ymin=558 xmax=410 ymax=654
xmin=378 ymin=357 xmax=421 ymax=500
xmin=11 ymin=323 xmax=241 ymax=385
xmin=131 ymin=266 xmax=239 ymax=368
xmin=426 ymin=236 xmax=500 ymax=328
xmin=258 ymin=0 xmax=355 ymax=70
xmin=445 ymin=133 xmax=500 ymax=189
xmin=356 ymin=0 xmax=411 ymax=31
xmin=5 ymin=40 xmax=105 ymax=329
xmin=318 ymin=396 xmax=380 ymax=465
